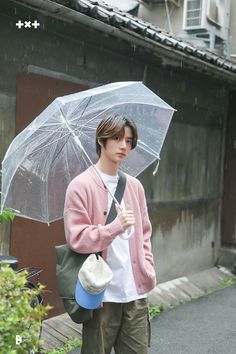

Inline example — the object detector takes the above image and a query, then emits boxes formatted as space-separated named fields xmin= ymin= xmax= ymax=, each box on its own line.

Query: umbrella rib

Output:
xmin=25 ymin=132 xmax=72 ymax=155
xmin=44 ymin=124 xmax=77 ymax=221
xmin=61 ymin=96 xmax=91 ymax=125
xmin=72 ymin=106 xmax=115 ymax=135
xmin=65 ymin=96 xmax=92 ymax=134
xmin=137 ymin=140 xmax=160 ymax=158
xmin=49 ymin=134 xmax=71 ymax=169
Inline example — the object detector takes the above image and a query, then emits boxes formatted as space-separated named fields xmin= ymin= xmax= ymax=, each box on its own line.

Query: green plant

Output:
xmin=44 ymin=337 xmax=82 ymax=354
xmin=219 ymin=277 xmax=236 ymax=288
xmin=0 ymin=263 xmax=51 ymax=354
xmin=0 ymin=207 xmax=15 ymax=224
xmin=149 ymin=304 xmax=164 ymax=318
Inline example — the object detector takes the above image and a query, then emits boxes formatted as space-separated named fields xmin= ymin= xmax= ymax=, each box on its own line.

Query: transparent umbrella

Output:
xmin=1 ymin=81 xmax=175 ymax=223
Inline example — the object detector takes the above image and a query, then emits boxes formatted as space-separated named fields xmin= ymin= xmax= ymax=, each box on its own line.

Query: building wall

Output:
xmin=138 ymin=1 xmax=185 ymax=35
xmin=138 ymin=66 xmax=227 ymax=281
xmin=139 ymin=0 xmax=235 ymax=58
xmin=0 ymin=1 xmax=230 ymax=288
xmin=0 ymin=93 xmax=15 ymax=254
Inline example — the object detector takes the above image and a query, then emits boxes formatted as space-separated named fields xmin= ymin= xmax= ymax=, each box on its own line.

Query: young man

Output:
xmin=64 ymin=114 xmax=156 ymax=354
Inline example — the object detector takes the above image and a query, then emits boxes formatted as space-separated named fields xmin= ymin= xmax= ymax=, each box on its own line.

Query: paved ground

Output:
xmin=41 ymin=266 xmax=236 ymax=353
xmin=149 ymin=284 xmax=236 ymax=354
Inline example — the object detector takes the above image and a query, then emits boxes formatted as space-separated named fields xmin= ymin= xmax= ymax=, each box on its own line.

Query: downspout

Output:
xmin=165 ymin=0 xmax=173 ymax=33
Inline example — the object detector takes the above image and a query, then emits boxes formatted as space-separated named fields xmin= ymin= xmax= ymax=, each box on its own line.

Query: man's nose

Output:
xmin=119 ymin=138 xmax=126 ymax=149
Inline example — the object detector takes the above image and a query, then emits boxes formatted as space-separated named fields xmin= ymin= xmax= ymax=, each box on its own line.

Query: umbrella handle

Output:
xmin=120 ymin=225 xmax=134 ymax=240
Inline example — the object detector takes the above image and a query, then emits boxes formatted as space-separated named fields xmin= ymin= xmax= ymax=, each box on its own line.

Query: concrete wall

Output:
xmin=138 ymin=67 xmax=228 ymax=281
xmin=0 ymin=1 xmax=230 ymax=282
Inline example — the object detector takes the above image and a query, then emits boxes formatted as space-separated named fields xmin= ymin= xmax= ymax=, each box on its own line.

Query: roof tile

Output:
xmin=62 ymin=0 xmax=236 ymax=74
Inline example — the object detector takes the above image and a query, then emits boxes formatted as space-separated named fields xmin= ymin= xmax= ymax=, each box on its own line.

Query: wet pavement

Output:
xmin=41 ymin=267 xmax=236 ymax=353
xmin=149 ymin=284 xmax=236 ymax=354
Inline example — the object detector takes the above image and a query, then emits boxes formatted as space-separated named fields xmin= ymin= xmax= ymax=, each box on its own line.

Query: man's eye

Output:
xmin=126 ymin=139 xmax=132 ymax=145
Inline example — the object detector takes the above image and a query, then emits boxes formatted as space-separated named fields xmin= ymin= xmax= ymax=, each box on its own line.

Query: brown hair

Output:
xmin=96 ymin=114 xmax=138 ymax=157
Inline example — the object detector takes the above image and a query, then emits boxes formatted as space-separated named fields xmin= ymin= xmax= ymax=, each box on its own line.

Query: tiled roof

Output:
xmin=37 ymin=0 xmax=236 ymax=75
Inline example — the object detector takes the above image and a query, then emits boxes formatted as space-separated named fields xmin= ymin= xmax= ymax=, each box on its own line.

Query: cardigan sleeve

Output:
xmin=63 ymin=181 xmax=124 ymax=253
xmin=138 ymin=182 xmax=156 ymax=279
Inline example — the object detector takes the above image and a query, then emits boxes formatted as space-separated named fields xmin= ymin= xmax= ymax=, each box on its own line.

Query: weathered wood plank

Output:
xmin=45 ymin=320 xmax=81 ymax=338
xmin=41 ymin=328 xmax=65 ymax=349
xmin=42 ymin=323 xmax=69 ymax=341
xmin=41 ymin=313 xmax=82 ymax=349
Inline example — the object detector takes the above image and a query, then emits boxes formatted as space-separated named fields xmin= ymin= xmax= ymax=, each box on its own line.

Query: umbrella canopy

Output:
xmin=1 ymin=81 xmax=175 ymax=223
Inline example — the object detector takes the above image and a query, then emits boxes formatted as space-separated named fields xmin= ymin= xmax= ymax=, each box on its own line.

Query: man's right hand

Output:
xmin=115 ymin=203 xmax=135 ymax=230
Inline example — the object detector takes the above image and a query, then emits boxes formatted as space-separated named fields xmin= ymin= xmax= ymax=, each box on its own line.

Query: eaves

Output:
xmin=12 ymin=0 xmax=236 ymax=86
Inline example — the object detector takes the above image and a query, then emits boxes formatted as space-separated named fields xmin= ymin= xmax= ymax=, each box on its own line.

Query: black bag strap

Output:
xmin=105 ymin=170 xmax=126 ymax=225
xmin=94 ymin=170 xmax=126 ymax=258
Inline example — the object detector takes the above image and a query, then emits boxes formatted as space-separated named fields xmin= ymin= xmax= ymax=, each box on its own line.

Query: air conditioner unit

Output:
xmin=183 ymin=0 xmax=230 ymax=40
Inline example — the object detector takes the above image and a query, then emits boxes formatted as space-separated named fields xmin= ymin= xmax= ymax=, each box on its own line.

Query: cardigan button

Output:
xmin=104 ymin=211 xmax=107 ymax=216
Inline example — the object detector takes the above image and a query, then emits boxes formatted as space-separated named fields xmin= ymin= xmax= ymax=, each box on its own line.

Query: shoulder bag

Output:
xmin=55 ymin=171 xmax=126 ymax=323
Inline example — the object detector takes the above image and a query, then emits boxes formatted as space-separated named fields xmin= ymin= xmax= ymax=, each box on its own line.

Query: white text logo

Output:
xmin=16 ymin=20 xmax=40 ymax=29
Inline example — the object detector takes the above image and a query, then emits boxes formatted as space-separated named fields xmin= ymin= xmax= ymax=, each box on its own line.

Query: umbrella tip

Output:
xmin=153 ymin=158 xmax=160 ymax=176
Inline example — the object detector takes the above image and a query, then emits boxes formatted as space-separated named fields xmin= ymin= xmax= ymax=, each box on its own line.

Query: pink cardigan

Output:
xmin=64 ymin=166 xmax=156 ymax=294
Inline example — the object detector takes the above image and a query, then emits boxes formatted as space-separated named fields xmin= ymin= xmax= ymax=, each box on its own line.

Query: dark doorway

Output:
xmin=10 ymin=73 xmax=89 ymax=316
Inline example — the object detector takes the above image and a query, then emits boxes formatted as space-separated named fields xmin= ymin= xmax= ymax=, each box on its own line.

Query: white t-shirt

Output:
xmin=98 ymin=170 xmax=146 ymax=303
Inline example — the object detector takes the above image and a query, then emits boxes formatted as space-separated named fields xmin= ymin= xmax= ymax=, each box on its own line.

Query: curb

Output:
xmin=148 ymin=266 xmax=236 ymax=312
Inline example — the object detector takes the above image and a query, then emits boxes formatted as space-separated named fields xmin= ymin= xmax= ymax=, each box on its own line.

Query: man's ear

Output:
xmin=98 ymin=138 xmax=102 ymax=146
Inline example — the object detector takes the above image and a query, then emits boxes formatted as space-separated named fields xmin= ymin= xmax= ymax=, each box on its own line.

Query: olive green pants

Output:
xmin=81 ymin=298 xmax=150 ymax=354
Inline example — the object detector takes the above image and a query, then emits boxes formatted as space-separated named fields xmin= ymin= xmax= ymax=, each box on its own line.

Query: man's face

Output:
xmin=101 ymin=126 xmax=133 ymax=164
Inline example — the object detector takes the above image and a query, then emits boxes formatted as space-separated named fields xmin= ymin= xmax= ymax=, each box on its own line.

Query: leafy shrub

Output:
xmin=0 ymin=263 xmax=51 ymax=354
xmin=44 ymin=337 xmax=82 ymax=354
xmin=0 ymin=207 xmax=15 ymax=224
xmin=149 ymin=304 xmax=164 ymax=318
